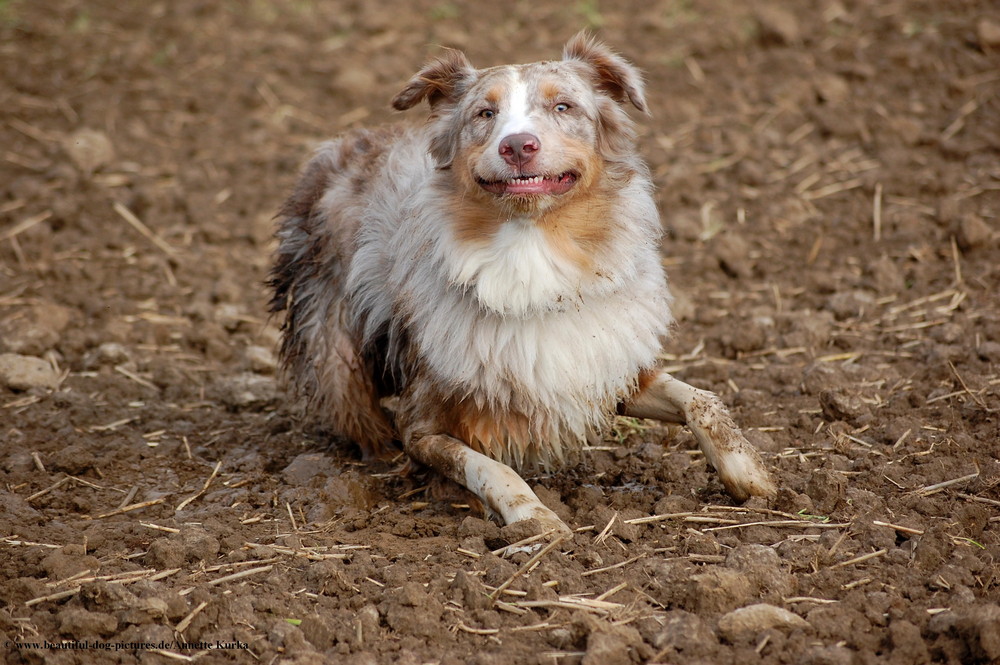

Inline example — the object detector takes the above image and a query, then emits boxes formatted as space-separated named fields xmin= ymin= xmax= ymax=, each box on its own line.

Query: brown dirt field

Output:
xmin=2 ymin=1 xmax=999 ymax=664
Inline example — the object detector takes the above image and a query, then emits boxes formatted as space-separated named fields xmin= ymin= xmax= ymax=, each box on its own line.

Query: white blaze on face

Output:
xmin=497 ymin=71 xmax=534 ymax=139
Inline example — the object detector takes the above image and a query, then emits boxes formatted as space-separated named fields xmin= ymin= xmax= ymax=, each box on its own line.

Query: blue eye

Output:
xmin=478 ymin=109 xmax=496 ymax=119
xmin=554 ymin=103 xmax=571 ymax=112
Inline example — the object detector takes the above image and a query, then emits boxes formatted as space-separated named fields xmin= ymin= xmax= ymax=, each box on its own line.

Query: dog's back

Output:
xmin=269 ymin=127 xmax=410 ymax=458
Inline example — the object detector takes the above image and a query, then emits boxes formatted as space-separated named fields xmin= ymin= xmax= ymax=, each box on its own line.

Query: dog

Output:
xmin=269 ymin=33 xmax=775 ymax=533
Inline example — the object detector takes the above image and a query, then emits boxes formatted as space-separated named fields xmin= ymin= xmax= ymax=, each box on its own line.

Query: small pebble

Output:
xmin=717 ymin=603 xmax=809 ymax=641
xmin=63 ymin=127 xmax=115 ymax=174
xmin=0 ymin=353 xmax=60 ymax=391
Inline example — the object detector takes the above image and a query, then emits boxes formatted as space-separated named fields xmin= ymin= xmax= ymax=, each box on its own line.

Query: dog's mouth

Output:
xmin=476 ymin=171 xmax=579 ymax=197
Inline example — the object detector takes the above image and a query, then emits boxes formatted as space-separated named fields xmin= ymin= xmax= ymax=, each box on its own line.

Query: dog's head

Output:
xmin=392 ymin=32 xmax=647 ymax=214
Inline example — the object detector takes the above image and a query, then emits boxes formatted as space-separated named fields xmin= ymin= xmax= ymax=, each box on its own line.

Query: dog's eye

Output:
xmin=478 ymin=109 xmax=496 ymax=119
xmin=553 ymin=103 xmax=571 ymax=112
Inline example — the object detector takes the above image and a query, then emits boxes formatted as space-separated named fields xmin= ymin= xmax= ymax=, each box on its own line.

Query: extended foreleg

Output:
xmin=624 ymin=369 xmax=776 ymax=500
xmin=405 ymin=434 xmax=571 ymax=533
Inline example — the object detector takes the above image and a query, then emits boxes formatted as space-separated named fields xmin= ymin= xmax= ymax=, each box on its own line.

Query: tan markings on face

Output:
xmin=532 ymin=138 xmax=610 ymax=269
xmin=447 ymin=140 xmax=505 ymax=244
xmin=539 ymin=80 xmax=562 ymax=102
xmin=447 ymin=95 xmax=611 ymax=241
xmin=482 ymin=70 xmax=595 ymax=175
xmin=484 ymin=85 xmax=503 ymax=106
xmin=442 ymin=63 xmax=617 ymax=241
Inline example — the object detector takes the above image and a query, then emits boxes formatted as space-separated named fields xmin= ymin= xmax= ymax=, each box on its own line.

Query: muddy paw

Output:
xmin=718 ymin=446 xmax=777 ymax=502
xmin=534 ymin=511 xmax=573 ymax=536
xmin=503 ymin=509 xmax=572 ymax=538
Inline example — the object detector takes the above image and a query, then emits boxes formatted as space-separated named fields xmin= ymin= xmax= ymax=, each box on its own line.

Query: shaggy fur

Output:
xmin=270 ymin=33 xmax=775 ymax=531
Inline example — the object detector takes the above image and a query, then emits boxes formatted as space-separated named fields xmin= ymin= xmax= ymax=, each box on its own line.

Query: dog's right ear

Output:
xmin=392 ymin=49 xmax=477 ymax=111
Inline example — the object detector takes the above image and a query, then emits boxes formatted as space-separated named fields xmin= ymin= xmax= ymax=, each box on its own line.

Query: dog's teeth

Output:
xmin=498 ymin=175 xmax=556 ymax=186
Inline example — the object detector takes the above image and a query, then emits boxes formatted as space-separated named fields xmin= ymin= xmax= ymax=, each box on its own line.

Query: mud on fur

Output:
xmin=269 ymin=32 xmax=776 ymax=533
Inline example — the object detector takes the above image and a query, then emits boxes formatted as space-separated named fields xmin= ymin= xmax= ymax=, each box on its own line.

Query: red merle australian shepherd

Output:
xmin=269 ymin=33 xmax=775 ymax=533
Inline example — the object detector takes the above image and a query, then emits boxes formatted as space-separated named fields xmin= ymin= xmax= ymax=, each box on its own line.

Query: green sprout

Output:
xmin=796 ymin=508 xmax=831 ymax=523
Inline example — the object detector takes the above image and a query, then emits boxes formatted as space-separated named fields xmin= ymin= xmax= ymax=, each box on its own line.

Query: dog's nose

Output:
xmin=498 ymin=133 xmax=540 ymax=168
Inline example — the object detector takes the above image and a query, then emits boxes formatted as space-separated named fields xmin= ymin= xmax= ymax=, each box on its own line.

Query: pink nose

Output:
xmin=498 ymin=133 xmax=540 ymax=168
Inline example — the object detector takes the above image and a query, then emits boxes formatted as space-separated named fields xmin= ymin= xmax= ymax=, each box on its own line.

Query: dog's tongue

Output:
xmin=481 ymin=172 xmax=577 ymax=196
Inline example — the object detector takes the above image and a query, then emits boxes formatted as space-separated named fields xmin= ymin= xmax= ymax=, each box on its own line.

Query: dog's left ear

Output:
xmin=392 ymin=48 xmax=477 ymax=111
xmin=562 ymin=32 xmax=647 ymax=113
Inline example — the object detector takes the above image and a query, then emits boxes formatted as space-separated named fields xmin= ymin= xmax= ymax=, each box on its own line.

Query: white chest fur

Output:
xmin=448 ymin=218 xmax=583 ymax=316
xmin=411 ymin=216 xmax=671 ymax=438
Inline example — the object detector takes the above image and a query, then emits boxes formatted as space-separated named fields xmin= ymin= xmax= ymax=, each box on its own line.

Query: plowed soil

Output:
xmin=2 ymin=1 xmax=999 ymax=664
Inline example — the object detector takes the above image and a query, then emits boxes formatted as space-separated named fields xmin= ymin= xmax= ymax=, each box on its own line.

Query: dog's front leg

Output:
xmin=624 ymin=369 xmax=776 ymax=501
xmin=405 ymin=434 xmax=571 ymax=534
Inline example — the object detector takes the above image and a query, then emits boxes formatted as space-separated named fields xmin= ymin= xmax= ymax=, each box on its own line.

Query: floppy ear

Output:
xmin=562 ymin=31 xmax=647 ymax=113
xmin=392 ymin=48 xmax=477 ymax=111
